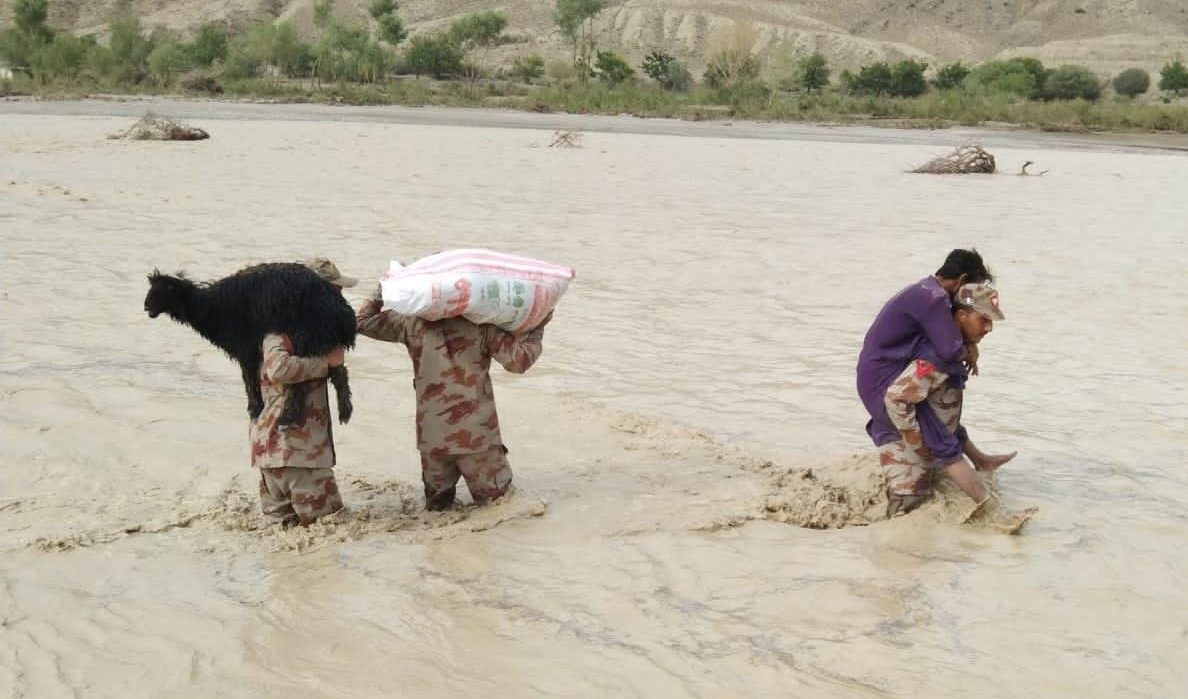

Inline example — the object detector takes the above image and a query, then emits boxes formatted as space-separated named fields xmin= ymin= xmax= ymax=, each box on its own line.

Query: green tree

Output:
xmin=402 ymin=33 xmax=463 ymax=78
xmin=848 ymin=59 xmax=928 ymax=96
xmin=663 ymin=59 xmax=691 ymax=91
xmin=30 ymin=33 xmax=90 ymax=82
xmin=220 ymin=51 xmax=260 ymax=80
xmin=187 ymin=23 xmax=228 ymax=66
xmin=554 ymin=0 xmax=604 ymax=80
xmin=890 ymin=59 xmax=928 ymax=97
xmin=368 ymin=0 xmax=395 ymax=17
xmin=265 ymin=22 xmax=308 ymax=77
xmin=1112 ymin=67 xmax=1149 ymax=97
xmin=1159 ymin=58 xmax=1188 ymax=93
xmin=14 ymin=0 xmax=53 ymax=43
xmin=0 ymin=0 xmax=55 ymax=69
xmin=448 ymin=11 xmax=506 ymax=51
xmin=931 ymin=62 xmax=969 ymax=91
xmin=1041 ymin=64 xmax=1100 ymax=100
xmin=148 ymin=39 xmax=192 ymax=86
xmin=376 ymin=14 xmax=406 ymax=46
xmin=641 ymin=50 xmax=672 ymax=82
xmin=312 ymin=22 xmax=388 ymax=83
xmin=0 ymin=29 xmax=34 ymax=69
xmin=224 ymin=21 xmax=307 ymax=80
xmin=593 ymin=49 xmax=632 ymax=84
xmin=107 ymin=17 xmax=155 ymax=84
xmin=83 ymin=41 xmax=116 ymax=81
xmin=369 ymin=0 xmax=406 ymax=47
xmin=799 ymin=52 xmax=829 ymax=91
xmin=510 ymin=54 xmax=544 ymax=83
xmin=965 ymin=58 xmax=1046 ymax=98
xmin=313 ymin=0 xmax=334 ymax=29
xmin=640 ymin=50 xmax=690 ymax=90
xmin=704 ymin=51 xmax=760 ymax=89
xmin=1009 ymin=57 xmax=1049 ymax=91
xmin=448 ymin=11 xmax=506 ymax=80
xmin=842 ymin=61 xmax=892 ymax=95
xmin=305 ymin=0 xmax=389 ymax=83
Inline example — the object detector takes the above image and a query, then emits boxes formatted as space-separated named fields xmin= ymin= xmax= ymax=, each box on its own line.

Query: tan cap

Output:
xmin=955 ymin=282 xmax=1004 ymax=321
xmin=303 ymin=258 xmax=358 ymax=288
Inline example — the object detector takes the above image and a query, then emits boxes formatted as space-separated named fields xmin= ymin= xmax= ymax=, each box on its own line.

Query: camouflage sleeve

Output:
xmin=483 ymin=323 xmax=544 ymax=374
xmin=884 ymin=359 xmax=950 ymax=459
xmin=355 ymin=284 xmax=408 ymax=344
xmin=262 ymin=333 xmax=329 ymax=385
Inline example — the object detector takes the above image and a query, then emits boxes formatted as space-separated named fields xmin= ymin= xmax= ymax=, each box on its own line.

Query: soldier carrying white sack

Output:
xmin=356 ymin=285 xmax=552 ymax=510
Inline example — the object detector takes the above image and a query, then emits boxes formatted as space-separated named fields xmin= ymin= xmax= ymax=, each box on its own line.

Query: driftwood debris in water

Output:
xmin=548 ymin=130 xmax=582 ymax=148
xmin=911 ymin=144 xmax=996 ymax=174
xmin=109 ymin=112 xmax=210 ymax=141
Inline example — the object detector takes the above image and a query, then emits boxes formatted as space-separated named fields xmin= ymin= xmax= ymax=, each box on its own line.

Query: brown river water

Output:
xmin=1 ymin=100 xmax=1186 ymax=698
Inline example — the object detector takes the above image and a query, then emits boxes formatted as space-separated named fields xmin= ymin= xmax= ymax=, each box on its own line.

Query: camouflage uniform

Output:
xmin=356 ymin=286 xmax=546 ymax=509
xmin=250 ymin=333 xmax=344 ymax=526
xmin=879 ymin=359 xmax=965 ymax=497
xmin=880 ymin=282 xmax=1005 ymax=500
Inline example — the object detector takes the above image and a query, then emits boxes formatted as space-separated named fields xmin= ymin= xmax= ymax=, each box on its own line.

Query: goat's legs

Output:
xmin=242 ymin=358 xmax=264 ymax=420
xmin=329 ymin=364 xmax=352 ymax=424
xmin=278 ymin=382 xmax=308 ymax=426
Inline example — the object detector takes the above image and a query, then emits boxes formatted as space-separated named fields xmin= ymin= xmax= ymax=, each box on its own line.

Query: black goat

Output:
xmin=144 ymin=263 xmax=355 ymax=425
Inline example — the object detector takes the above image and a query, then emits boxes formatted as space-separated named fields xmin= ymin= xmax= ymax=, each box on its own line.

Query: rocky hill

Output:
xmin=9 ymin=0 xmax=1188 ymax=76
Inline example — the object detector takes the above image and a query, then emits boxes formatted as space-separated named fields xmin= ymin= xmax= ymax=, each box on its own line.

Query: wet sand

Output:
xmin=1 ymin=103 xmax=1186 ymax=698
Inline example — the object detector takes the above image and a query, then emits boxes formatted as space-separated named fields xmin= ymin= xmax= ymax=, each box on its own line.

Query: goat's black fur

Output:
xmin=144 ymin=263 xmax=356 ymax=425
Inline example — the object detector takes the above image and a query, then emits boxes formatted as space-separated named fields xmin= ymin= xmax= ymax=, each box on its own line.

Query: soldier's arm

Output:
xmin=355 ymin=284 xmax=408 ymax=344
xmin=262 ymin=334 xmax=331 ymax=385
xmin=884 ymin=360 xmax=949 ymax=460
xmin=483 ymin=313 xmax=550 ymax=374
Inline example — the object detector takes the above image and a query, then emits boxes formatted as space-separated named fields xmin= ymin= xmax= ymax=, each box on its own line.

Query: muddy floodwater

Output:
xmin=2 ymin=101 xmax=1186 ymax=698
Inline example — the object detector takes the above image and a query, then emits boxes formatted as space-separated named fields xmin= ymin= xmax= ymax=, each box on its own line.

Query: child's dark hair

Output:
xmin=936 ymin=249 xmax=993 ymax=284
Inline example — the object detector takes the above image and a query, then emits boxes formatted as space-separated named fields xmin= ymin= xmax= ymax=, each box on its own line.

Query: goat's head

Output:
xmin=144 ymin=270 xmax=189 ymax=319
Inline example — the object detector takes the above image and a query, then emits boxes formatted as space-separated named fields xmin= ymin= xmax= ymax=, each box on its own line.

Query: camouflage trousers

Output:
xmin=258 ymin=467 xmax=344 ymax=526
xmin=878 ymin=440 xmax=937 ymax=497
xmin=420 ymin=445 xmax=513 ymax=511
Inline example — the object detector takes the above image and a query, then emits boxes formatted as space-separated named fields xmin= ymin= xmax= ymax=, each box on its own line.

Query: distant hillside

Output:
xmin=7 ymin=0 xmax=1188 ymax=76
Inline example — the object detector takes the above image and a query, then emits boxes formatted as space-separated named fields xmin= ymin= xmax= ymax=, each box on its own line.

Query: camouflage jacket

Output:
xmin=356 ymin=287 xmax=545 ymax=456
xmin=883 ymin=358 xmax=968 ymax=467
xmin=249 ymin=333 xmax=335 ymax=470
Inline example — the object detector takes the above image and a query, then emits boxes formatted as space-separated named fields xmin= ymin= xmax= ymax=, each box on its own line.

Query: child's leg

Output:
xmin=258 ymin=468 xmax=299 ymax=527
xmin=288 ymin=468 xmax=344 ymax=525
xmin=456 ymin=445 xmax=513 ymax=506
xmin=942 ymin=458 xmax=988 ymax=504
xmin=963 ymin=440 xmax=1017 ymax=472
xmin=928 ymin=379 xmax=1017 ymax=472
xmin=421 ymin=449 xmax=462 ymax=511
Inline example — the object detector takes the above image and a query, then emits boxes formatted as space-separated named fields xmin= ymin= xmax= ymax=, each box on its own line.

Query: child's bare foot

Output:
xmin=973 ymin=451 xmax=1017 ymax=472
